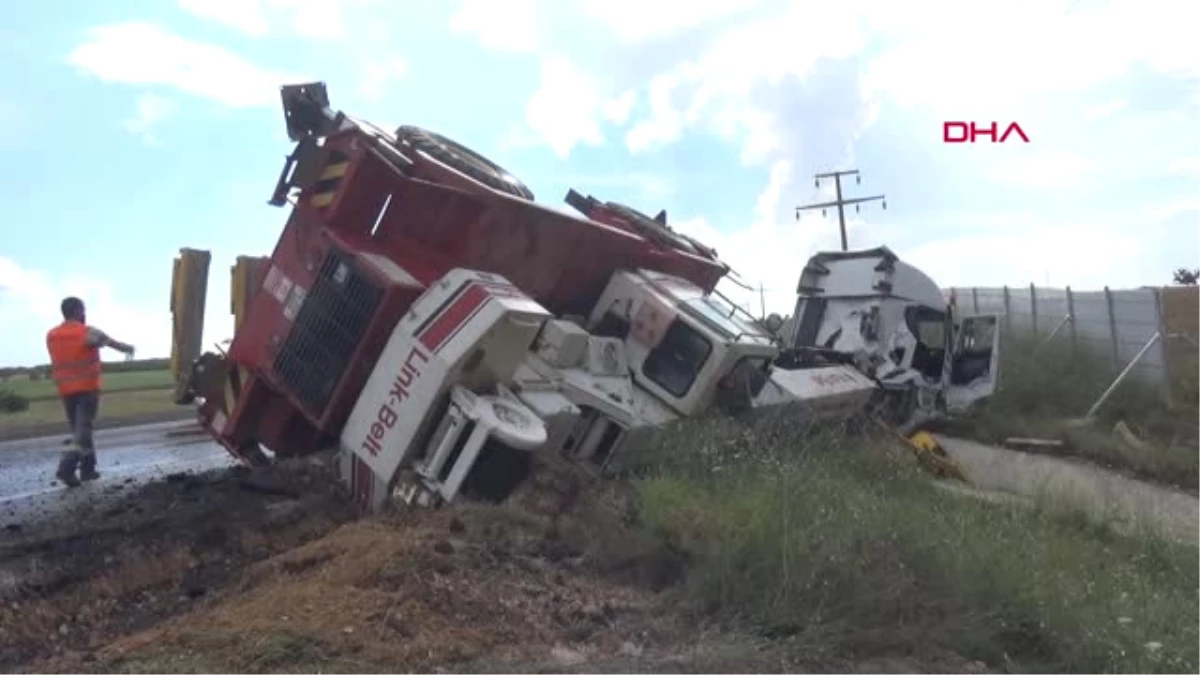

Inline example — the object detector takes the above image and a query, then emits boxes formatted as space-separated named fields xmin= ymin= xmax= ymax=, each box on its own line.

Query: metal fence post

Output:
xmin=1152 ymin=286 xmax=1175 ymax=407
xmin=1029 ymin=283 xmax=1038 ymax=335
xmin=1065 ymin=286 xmax=1077 ymax=355
xmin=1104 ymin=286 xmax=1119 ymax=371
xmin=1002 ymin=285 xmax=1012 ymax=333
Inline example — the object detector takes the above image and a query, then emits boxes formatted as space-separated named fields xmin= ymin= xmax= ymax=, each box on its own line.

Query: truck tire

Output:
xmin=394 ymin=125 xmax=534 ymax=201
xmin=602 ymin=202 xmax=700 ymax=256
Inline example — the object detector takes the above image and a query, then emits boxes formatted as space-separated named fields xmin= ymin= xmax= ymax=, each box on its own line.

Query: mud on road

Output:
xmin=0 ymin=455 xmax=356 ymax=671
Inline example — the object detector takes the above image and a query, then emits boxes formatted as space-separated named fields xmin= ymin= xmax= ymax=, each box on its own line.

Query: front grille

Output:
xmin=273 ymin=249 xmax=383 ymax=418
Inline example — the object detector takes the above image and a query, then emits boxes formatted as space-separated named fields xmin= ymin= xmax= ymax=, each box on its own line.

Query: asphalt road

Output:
xmin=0 ymin=420 xmax=235 ymax=534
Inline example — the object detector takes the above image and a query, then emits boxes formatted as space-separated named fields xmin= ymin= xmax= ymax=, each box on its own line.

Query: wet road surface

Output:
xmin=0 ymin=420 xmax=235 ymax=533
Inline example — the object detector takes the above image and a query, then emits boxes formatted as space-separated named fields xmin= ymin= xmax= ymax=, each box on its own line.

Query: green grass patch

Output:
xmin=0 ymin=388 xmax=186 ymax=432
xmin=630 ymin=416 xmax=1199 ymax=673
xmin=0 ymin=368 xmax=174 ymax=402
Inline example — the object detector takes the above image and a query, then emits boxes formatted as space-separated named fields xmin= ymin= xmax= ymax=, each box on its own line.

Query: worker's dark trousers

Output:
xmin=58 ymin=390 xmax=100 ymax=476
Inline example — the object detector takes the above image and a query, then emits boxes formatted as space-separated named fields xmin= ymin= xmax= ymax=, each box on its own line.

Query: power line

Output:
xmin=794 ymin=170 xmax=887 ymax=252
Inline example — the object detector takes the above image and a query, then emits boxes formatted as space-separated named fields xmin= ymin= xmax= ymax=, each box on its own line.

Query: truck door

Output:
xmin=944 ymin=313 xmax=1001 ymax=413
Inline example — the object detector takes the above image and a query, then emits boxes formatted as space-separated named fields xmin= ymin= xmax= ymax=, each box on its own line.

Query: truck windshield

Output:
xmin=643 ymin=318 xmax=713 ymax=397
xmin=682 ymin=296 xmax=769 ymax=342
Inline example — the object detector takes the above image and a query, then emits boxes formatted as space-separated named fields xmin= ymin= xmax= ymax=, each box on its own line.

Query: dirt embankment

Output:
xmin=2 ymin=451 xmax=989 ymax=674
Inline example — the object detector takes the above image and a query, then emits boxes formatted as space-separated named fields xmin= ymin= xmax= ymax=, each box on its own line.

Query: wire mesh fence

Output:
xmin=944 ymin=284 xmax=1199 ymax=404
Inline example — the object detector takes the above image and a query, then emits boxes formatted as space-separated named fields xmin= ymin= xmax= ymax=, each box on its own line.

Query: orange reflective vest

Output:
xmin=46 ymin=321 xmax=102 ymax=396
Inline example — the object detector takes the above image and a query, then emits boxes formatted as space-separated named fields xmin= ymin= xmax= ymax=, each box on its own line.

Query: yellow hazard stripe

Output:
xmin=320 ymin=161 xmax=349 ymax=180
xmin=309 ymin=157 xmax=350 ymax=209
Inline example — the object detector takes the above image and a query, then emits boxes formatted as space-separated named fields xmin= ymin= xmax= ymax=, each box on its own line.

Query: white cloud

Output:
xmin=1152 ymin=198 xmax=1200 ymax=223
xmin=602 ymin=90 xmax=636 ymax=125
xmin=621 ymin=2 xmax=871 ymax=164
xmin=523 ymin=57 xmax=628 ymax=158
xmin=358 ymin=58 xmax=409 ymax=102
xmin=989 ymin=151 xmax=1097 ymax=190
xmin=283 ymin=0 xmax=371 ymax=40
xmin=864 ymin=2 xmax=1071 ymax=115
xmin=609 ymin=0 xmax=1197 ymax=172
xmin=449 ymin=0 xmax=541 ymax=53
xmin=68 ymin=22 xmax=301 ymax=108
xmin=578 ymin=0 xmax=761 ymax=43
xmin=177 ymin=0 xmax=378 ymax=40
xmin=900 ymin=223 xmax=1151 ymax=291
xmin=861 ymin=0 xmax=1198 ymax=117
xmin=753 ymin=159 xmax=792 ymax=222
xmin=178 ymin=0 xmax=270 ymax=35
xmin=1166 ymin=156 xmax=1200 ymax=177
xmin=1084 ymin=98 xmax=1129 ymax=121
xmin=625 ymin=73 xmax=685 ymax=153
xmin=123 ymin=93 xmax=178 ymax=145
xmin=0 ymin=257 xmax=170 ymax=367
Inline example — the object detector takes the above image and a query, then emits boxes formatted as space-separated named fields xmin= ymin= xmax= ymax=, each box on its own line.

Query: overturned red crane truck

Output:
xmin=182 ymin=82 xmax=1001 ymax=511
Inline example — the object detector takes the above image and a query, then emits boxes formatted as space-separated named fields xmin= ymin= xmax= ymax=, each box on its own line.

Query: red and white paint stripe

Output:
xmin=415 ymin=279 xmax=525 ymax=355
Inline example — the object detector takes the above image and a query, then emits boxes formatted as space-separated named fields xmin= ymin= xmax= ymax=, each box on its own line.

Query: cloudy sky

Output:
xmin=0 ymin=0 xmax=1196 ymax=367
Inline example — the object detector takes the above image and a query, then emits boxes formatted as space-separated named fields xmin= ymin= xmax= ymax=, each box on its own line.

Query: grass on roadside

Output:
xmin=629 ymin=415 xmax=1199 ymax=673
xmin=0 ymin=368 xmax=174 ymax=402
xmin=947 ymin=331 xmax=1199 ymax=490
xmin=0 ymin=388 xmax=188 ymax=432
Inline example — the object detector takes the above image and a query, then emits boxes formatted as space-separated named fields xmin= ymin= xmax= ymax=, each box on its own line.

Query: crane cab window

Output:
xmin=643 ymin=318 xmax=713 ymax=398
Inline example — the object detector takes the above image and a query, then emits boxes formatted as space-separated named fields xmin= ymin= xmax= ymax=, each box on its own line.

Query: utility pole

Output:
xmin=795 ymin=170 xmax=887 ymax=252
xmin=758 ymin=282 xmax=766 ymax=320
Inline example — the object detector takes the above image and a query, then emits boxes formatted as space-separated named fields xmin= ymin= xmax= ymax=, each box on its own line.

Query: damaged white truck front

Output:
xmin=774 ymin=246 xmax=1001 ymax=433
xmin=333 ymin=262 xmax=880 ymax=511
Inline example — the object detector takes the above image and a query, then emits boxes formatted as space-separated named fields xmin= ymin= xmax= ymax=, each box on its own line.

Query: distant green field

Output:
xmin=0 ymin=369 xmax=174 ymax=401
xmin=0 ymin=388 xmax=189 ymax=434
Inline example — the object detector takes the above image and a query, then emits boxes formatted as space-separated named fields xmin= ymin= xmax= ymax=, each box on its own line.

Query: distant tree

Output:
xmin=1173 ymin=268 xmax=1199 ymax=285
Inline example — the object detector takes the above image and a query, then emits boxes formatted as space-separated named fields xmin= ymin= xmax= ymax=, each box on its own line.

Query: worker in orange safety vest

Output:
xmin=45 ymin=297 xmax=136 ymax=488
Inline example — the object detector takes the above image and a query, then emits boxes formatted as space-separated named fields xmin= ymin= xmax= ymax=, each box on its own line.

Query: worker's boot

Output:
xmin=79 ymin=452 xmax=100 ymax=482
xmin=56 ymin=451 xmax=81 ymax=488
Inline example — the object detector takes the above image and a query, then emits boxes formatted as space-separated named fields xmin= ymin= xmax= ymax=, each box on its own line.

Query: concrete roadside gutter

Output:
xmin=935 ymin=434 xmax=1199 ymax=544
